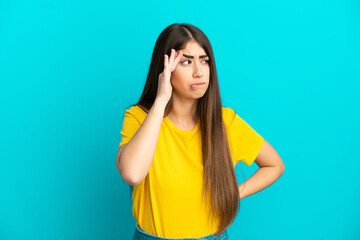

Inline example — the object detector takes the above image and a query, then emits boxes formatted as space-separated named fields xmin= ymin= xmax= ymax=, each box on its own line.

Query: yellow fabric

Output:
xmin=118 ymin=105 xmax=264 ymax=238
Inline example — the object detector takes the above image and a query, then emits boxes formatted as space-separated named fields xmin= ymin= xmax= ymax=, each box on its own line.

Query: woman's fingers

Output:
xmin=173 ymin=51 xmax=183 ymax=67
xmin=164 ymin=49 xmax=174 ymax=69
xmin=164 ymin=54 xmax=168 ymax=69
xmin=164 ymin=49 xmax=183 ymax=72
xmin=169 ymin=50 xmax=183 ymax=71
xmin=170 ymin=49 xmax=176 ymax=65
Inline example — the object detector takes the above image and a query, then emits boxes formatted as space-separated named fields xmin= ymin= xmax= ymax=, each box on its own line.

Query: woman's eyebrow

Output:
xmin=182 ymin=54 xmax=208 ymax=59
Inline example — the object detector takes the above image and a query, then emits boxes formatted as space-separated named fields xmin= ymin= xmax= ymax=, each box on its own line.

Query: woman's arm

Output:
xmin=117 ymin=49 xmax=183 ymax=186
xmin=238 ymin=139 xmax=285 ymax=200
xmin=116 ymin=98 xmax=167 ymax=186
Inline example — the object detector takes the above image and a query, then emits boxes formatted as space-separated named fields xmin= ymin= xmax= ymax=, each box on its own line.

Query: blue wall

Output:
xmin=1 ymin=0 xmax=359 ymax=239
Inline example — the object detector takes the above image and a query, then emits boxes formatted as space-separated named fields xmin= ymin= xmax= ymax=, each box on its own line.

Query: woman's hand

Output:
xmin=156 ymin=49 xmax=183 ymax=104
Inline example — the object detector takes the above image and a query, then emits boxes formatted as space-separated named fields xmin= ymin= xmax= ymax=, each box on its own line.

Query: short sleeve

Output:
xmin=118 ymin=108 xmax=141 ymax=150
xmin=228 ymin=110 xmax=264 ymax=166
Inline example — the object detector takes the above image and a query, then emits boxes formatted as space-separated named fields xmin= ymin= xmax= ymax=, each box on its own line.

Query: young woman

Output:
xmin=116 ymin=23 xmax=285 ymax=240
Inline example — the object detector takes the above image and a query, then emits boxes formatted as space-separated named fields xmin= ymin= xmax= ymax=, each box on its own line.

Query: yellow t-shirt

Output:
xmin=118 ymin=105 xmax=264 ymax=238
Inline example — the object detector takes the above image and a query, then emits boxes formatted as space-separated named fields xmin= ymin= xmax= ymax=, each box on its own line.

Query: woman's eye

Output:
xmin=181 ymin=60 xmax=191 ymax=64
xmin=181 ymin=60 xmax=209 ymax=65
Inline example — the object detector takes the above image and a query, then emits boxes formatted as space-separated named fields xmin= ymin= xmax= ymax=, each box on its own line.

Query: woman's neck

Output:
xmin=167 ymin=98 xmax=199 ymax=128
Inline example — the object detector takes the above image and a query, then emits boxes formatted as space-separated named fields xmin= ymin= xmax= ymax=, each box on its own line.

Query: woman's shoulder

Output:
xmin=124 ymin=105 xmax=149 ymax=123
xmin=222 ymin=106 xmax=236 ymax=119
xmin=127 ymin=105 xmax=148 ymax=113
xmin=221 ymin=106 xmax=236 ymax=127
xmin=222 ymin=106 xmax=235 ymax=114
xmin=221 ymin=106 xmax=247 ymax=129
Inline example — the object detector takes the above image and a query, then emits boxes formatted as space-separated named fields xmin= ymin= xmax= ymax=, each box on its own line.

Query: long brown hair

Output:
xmin=129 ymin=23 xmax=240 ymax=237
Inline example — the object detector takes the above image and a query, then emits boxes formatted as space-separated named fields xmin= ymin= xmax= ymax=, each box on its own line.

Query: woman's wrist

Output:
xmin=154 ymin=97 xmax=168 ymax=110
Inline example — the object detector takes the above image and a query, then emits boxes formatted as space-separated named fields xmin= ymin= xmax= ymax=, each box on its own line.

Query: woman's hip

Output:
xmin=132 ymin=222 xmax=229 ymax=240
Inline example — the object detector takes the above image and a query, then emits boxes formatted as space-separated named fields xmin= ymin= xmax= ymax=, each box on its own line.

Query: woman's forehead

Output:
xmin=179 ymin=49 xmax=207 ymax=58
xmin=180 ymin=41 xmax=206 ymax=55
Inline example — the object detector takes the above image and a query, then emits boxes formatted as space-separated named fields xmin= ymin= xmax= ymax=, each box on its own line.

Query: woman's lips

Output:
xmin=191 ymin=82 xmax=206 ymax=88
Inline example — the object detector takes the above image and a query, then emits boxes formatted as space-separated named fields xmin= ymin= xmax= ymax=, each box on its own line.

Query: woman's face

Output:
xmin=170 ymin=41 xmax=210 ymax=101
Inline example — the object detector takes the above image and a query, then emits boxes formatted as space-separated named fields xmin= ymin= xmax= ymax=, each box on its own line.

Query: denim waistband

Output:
xmin=132 ymin=223 xmax=228 ymax=240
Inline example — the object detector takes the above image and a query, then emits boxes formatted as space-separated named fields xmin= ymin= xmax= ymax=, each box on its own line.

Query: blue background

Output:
xmin=1 ymin=0 xmax=359 ymax=239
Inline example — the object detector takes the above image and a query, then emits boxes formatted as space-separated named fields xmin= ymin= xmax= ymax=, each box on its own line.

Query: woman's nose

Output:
xmin=193 ymin=61 xmax=204 ymax=77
